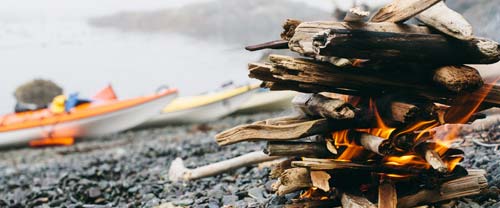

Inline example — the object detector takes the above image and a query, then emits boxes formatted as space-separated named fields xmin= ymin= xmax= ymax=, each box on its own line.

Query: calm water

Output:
xmin=0 ymin=0 xmax=381 ymax=114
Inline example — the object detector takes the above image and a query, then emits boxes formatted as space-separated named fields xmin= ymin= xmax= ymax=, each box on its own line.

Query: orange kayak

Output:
xmin=0 ymin=89 xmax=178 ymax=147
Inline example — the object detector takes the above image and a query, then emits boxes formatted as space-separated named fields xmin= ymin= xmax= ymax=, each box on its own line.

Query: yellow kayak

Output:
xmin=142 ymin=84 xmax=258 ymax=125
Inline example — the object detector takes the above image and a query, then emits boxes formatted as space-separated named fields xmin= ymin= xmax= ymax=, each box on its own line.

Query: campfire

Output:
xmin=212 ymin=1 xmax=499 ymax=207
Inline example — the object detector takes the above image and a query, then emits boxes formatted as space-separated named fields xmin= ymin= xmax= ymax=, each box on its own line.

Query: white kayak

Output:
xmin=0 ymin=89 xmax=178 ymax=147
xmin=143 ymin=85 xmax=257 ymax=125
xmin=235 ymin=90 xmax=297 ymax=114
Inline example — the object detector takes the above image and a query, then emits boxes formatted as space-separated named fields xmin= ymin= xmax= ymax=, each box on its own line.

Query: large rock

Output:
xmin=14 ymin=79 xmax=63 ymax=108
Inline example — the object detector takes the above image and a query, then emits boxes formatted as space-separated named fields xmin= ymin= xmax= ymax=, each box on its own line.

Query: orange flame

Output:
xmin=330 ymin=79 xmax=496 ymax=172
xmin=299 ymin=187 xmax=329 ymax=200
xmin=384 ymin=155 xmax=430 ymax=169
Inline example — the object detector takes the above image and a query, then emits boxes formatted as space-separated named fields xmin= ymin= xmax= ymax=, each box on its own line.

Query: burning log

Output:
xmin=379 ymin=178 xmax=397 ymax=208
xmin=370 ymin=0 xmax=441 ymax=23
xmin=341 ymin=193 xmax=377 ymax=208
xmin=416 ymin=1 xmax=473 ymax=40
xmin=313 ymin=29 xmax=500 ymax=64
xmin=397 ymin=170 xmax=488 ymax=208
xmin=168 ymin=151 xmax=281 ymax=182
xmin=415 ymin=144 xmax=449 ymax=173
xmin=277 ymin=168 xmax=313 ymax=196
xmin=215 ymin=117 xmax=331 ymax=146
xmin=265 ymin=141 xmax=334 ymax=158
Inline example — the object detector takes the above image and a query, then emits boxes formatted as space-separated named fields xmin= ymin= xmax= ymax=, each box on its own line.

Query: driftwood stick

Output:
xmin=215 ymin=117 xmax=331 ymax=146
xmin=416 ymin=1 xmax=473 ymax=40
xmin=277 ymin=167 xmax=313 ymax=196
xmin=168 ymin=151 xmax=281 ymax=182
xmin=342 ymin=193 xmax=377 ymax=208
xmin=245 ymin=40 xmax=289 ymax=51
xmin=292 ymin=158 xmax=425 ymax=175
xmin=379 ymin=178 xmax=397 ymax=208
xmin=370 ymin=0 xmax=441 ymax=23
xmin=265 ymin=141 xmax=333 ymax=158
xmin=397 ymin=170 xmax=488 ymax=208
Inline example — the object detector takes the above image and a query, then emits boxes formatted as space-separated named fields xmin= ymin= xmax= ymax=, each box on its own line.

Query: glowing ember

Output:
xmin=299 ymin=187 xmax=329 ymax=200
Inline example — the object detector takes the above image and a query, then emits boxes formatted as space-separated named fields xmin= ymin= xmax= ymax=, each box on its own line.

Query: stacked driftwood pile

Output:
xmin=214 ymin=1 xmax=500 ymax=207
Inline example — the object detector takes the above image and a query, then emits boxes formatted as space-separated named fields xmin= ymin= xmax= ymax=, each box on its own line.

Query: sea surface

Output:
xmin=0 ymin=0 xmax=382 ymax=114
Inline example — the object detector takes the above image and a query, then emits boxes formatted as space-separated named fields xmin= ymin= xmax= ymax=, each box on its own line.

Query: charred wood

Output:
xmin=265 ymin=141 xmax=334 ymax=158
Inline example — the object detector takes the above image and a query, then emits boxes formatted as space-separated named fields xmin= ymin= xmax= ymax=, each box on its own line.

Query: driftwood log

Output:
xmin=416 ymin=1 xmax=473 ymax=40
xmin=287 ymin=21 xmax=430 ymax=59
xmin=249 ymin=55 xmax=499 ymax=108
xmin=370 ymin=0 xmax=441 ymax=23
xmin=284 ymin=20 xmax=500 ymax=64
xmin=313 ymin=28 xmax=500 ymax=64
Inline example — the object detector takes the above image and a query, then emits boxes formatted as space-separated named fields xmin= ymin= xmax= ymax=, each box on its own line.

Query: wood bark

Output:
xmin=292 ymin=93 xmax=356 ymax=120
xmin=433 ymin=65 xmax=483 ymax=93
xmin=281 ymin=19 xmax=302 ymax=41
xmin=344 ymin=7 xmax=370 ymax=23
xmin=370 ymin=0 xmax=441 ymax=23
xmin=397 ymin=171 xmax=488 ymax=208
xmin=313 ymin=29 xmax=500 ymax=64
xmin=342 ymin=193 xmax=377 ymax=208
xmin=416 ymin=1 xmax=473 ymax=40
xmin=215 ymin=117 xmax=331 ymax=146
xmin=277 ymin=167 xmax=313 ymax=196
xmin=265 ymin=141 xmax=334 ymax=158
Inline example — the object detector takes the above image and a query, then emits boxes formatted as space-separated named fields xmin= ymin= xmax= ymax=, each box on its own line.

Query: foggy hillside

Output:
xmin=88 ymin=0 xmax=331 ymax=45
